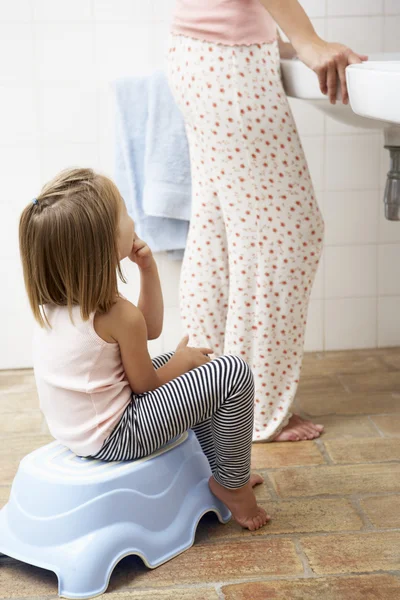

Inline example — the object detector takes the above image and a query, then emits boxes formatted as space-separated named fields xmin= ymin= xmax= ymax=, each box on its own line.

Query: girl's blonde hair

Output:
xmin=19 ymin=168 xmax=126 ymax=327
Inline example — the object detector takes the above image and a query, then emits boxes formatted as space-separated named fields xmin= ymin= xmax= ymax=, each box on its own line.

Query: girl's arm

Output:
xmin=112 ymin=300 xmax=187 ymax=393
xmin=137 ymin=259 xmax=163 ymax=340
xmin=95 ymin=299 xmax=212 ymax=394
xmin=261 ymin=0 xmax=368 ymax=104
xmin=130 ymin=238 xmax=163 ymax=340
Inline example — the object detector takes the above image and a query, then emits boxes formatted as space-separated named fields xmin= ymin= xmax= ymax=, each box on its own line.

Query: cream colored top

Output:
xmin=33 ymin=305 xmax=131 ymax=457
xmin=172 ymin=0 xmax=277 ymax=46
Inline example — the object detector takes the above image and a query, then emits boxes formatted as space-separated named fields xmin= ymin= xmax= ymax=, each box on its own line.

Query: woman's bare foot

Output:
xmin=209 ymin=476 xmax=270 ymax=531
xmin=272 ymin=414 xmax=324 ymax=442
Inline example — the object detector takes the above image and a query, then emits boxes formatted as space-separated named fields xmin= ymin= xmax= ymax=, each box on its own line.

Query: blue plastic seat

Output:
xmin=0 ymin=430 xmax=230 ymax=599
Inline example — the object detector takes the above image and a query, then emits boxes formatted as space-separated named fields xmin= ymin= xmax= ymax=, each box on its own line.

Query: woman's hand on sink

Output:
xmin=295 ymin=39 xmax=368 ymax=105
xmin=259 ymin=0 xmax=368 ymax=104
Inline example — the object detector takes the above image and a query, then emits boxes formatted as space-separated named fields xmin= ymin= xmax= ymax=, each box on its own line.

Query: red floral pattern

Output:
xmin=168 ymin=36 xmax=324 ymax=441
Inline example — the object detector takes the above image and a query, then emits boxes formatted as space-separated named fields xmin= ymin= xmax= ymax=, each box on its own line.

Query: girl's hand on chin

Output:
xmin=129 ymin=237 xmax=154 ymax=270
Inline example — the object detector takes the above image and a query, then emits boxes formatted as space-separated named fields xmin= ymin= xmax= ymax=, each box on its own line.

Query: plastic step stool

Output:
xmin=0 ymin=430 xmax=231 ymax=599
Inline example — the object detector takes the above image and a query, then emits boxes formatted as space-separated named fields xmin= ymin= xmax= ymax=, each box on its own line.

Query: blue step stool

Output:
xmin=0 ymin=430 xmax=231 ymax=599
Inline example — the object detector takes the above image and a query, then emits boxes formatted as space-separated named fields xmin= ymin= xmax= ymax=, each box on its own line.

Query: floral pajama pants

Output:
xmin=167 ymin=35 xmax=324 ymax=441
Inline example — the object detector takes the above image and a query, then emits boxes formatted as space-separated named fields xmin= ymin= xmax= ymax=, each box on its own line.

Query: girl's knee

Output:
xmin=233 ymin=355 xmax=253 ymax=378
xmin=216 ymin=354 xmax=254 ymax=385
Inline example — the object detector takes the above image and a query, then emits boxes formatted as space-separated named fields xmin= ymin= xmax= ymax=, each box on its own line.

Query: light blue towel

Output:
xmin=115 ymin=71 xmax=191 ymax=256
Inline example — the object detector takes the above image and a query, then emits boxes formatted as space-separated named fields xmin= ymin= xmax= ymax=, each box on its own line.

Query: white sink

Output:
xmin=281 ymin=53 xmax=400 ymax=221
xmin=347 ymin=61 xmax=400 ymax=126
xmin=281 ymin=53 xmax=400 ymax=132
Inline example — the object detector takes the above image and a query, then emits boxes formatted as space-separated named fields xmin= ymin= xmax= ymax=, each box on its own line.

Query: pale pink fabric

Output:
xmin=33 ymin=305 xmax=131 ymax=457
xmin=172 ymin=0 xmax=276 ymax=46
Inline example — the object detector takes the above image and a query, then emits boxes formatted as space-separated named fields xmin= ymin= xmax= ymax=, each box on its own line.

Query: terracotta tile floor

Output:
xmin=0 ymin=348 xmax=400 ymax=599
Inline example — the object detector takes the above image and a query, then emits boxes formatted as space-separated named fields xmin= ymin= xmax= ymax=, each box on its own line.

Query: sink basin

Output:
xmin=346 ymin=61 xmax=400 ymax=125
xmin=281 ymin=53 xmax=400 ymax=221
xmin=281 ymin=53 xmax=400 ymax=130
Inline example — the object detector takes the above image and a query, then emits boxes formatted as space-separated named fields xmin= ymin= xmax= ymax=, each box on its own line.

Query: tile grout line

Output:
xmin=263 ymin=491 xmax=400 ymax=502
xmin=293 ymin=536 xmax=314 ymax=577
xmin=291 ymin=411 xmax=400 ymax=418
xmin=193 ymin=527 xmax=400 ymax=552
xmin=111 ymin=569 xmax=400 ymax=597
xmin=349 ymin=494 xmax=376 ymax=531
xmin=367 ymin=414 xmax=386 ymax=438
xmin=255 ymin=460 xmax=332 ymax=473
xmin=244 ymin=486 xmax=400 ymax=503
xmin=3 ymin=564 xmax=400 ymax=599
xmin=314 ymin=437 xmax=334 ymax=465
xmin=7 ymin=570 xmax=400 ymax=600
xmin=4 ymin=524 xmax=400 ymax=562
xmin=335 ymin=373 xmax=352 ymax=393
xmin=259 ymin=470 xmax=280 ymax=501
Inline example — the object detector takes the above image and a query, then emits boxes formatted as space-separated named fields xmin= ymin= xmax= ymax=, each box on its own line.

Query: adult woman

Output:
xmin=167 ymin=0 xmax=367 ymax=442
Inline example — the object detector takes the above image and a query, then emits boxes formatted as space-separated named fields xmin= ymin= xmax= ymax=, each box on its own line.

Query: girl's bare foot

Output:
xmin=250 ymin=473 xmax=264 ymax=487
xmin=272 ymin=414 xmax=324 ymax=442
xmin=209 ymin=476 xmax=270 ymax=531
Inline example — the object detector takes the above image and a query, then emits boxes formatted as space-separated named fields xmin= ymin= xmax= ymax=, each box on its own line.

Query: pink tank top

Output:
xmin=33 ymin=305 xmax=131 ymax=457
xmin=171 ymin=0 xmax=276 ymax=46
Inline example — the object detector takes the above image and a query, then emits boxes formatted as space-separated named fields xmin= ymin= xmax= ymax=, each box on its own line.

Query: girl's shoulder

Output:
xmin=94 ymin=296 xmax=139 ymax=344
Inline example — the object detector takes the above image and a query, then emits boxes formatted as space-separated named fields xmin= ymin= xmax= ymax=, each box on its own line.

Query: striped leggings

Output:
xmin=91 ymin=353 xmax=255 ymax=489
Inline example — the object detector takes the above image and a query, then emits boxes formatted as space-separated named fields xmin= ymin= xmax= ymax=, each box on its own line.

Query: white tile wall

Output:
xmin=385 ymin=0 xmax=400 ymax=14
xmin=0 ymin=0 xmax=32 ymax=22
xmin=34 ymin=24 xmax=95 ymax=83
xmin=325 ymin=113 xmax=376 ymax=136
xmin=309 ymin=17 xmax=326 ymax=39
xmin=288 ymin=98 xmax=324 ymax=136
xmin=304 ymin=299 xmax=324 ymax=351
xmin=302 ymin=136 xmax=325 ymax=192
xmin=325 ymin=135 xmax=381 ymax=190
xmin=0 ymin=146 xmax=42 ymax=261
xmin=310 ymin=255 xmax=325 ymax=300
xmin=38 ymin=86 xmax=98 ymax=143
xmin=378 ymin=297 xmax=400 ymax=346
xmin=383 ymin=16 xmax=400 ymax=52
xmin=0 ymin=25 xmax=34 ymax=83
xmin=324 ymin=190 xmax=379 ymax=245
xmin=40 ymin=144 xmax=100 ymax=182
xmin=379 ymin=199 xmax=400 ymax=243
xmin=327 ymin=0 xmax=384 ymax=17
xmin=163 ymin=306 xmax=185 ymax=350
xmin=300 ymin=0 xmax=326 ymax=18
xmin=0 ymin=259 xmax=36 ymax=370
xmin=95 ymin=23 xmax=155 ymax=80
xmin=378 ymin=245 xmax=400 ymax=295
xmin=0 ymin=0 xmax=399 ymax=369
xmin=326 ymin=17 xmax=383 ymax=54
xmin=0 ymin=88 xmax=38 ymax=144
xmin=93 ymin=0 xmax=152 ymax=22
xmin=33 ymin=0 xmax=92 ymax=21
xmin=324 ymin=246 xmax=377 ymax=298
xmin=153 ymin=0 xmax=176 ymax=23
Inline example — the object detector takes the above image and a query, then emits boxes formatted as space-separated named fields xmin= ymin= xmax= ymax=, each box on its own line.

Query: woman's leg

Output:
xmin=94 ymin=355 xmax=268 ymax=530
xmin=168 ymin=36 xmax=325 ymax=443
xmin=166 ymin=74 xmax=230 ymax=355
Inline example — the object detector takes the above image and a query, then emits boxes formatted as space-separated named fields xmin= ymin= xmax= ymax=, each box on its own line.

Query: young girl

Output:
xmin=19 ymin=168 xmax=269 ymax=531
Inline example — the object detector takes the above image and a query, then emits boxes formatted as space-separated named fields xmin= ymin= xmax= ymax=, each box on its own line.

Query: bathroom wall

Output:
xmin=0 ymin=0 xmax=399 ymax=369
